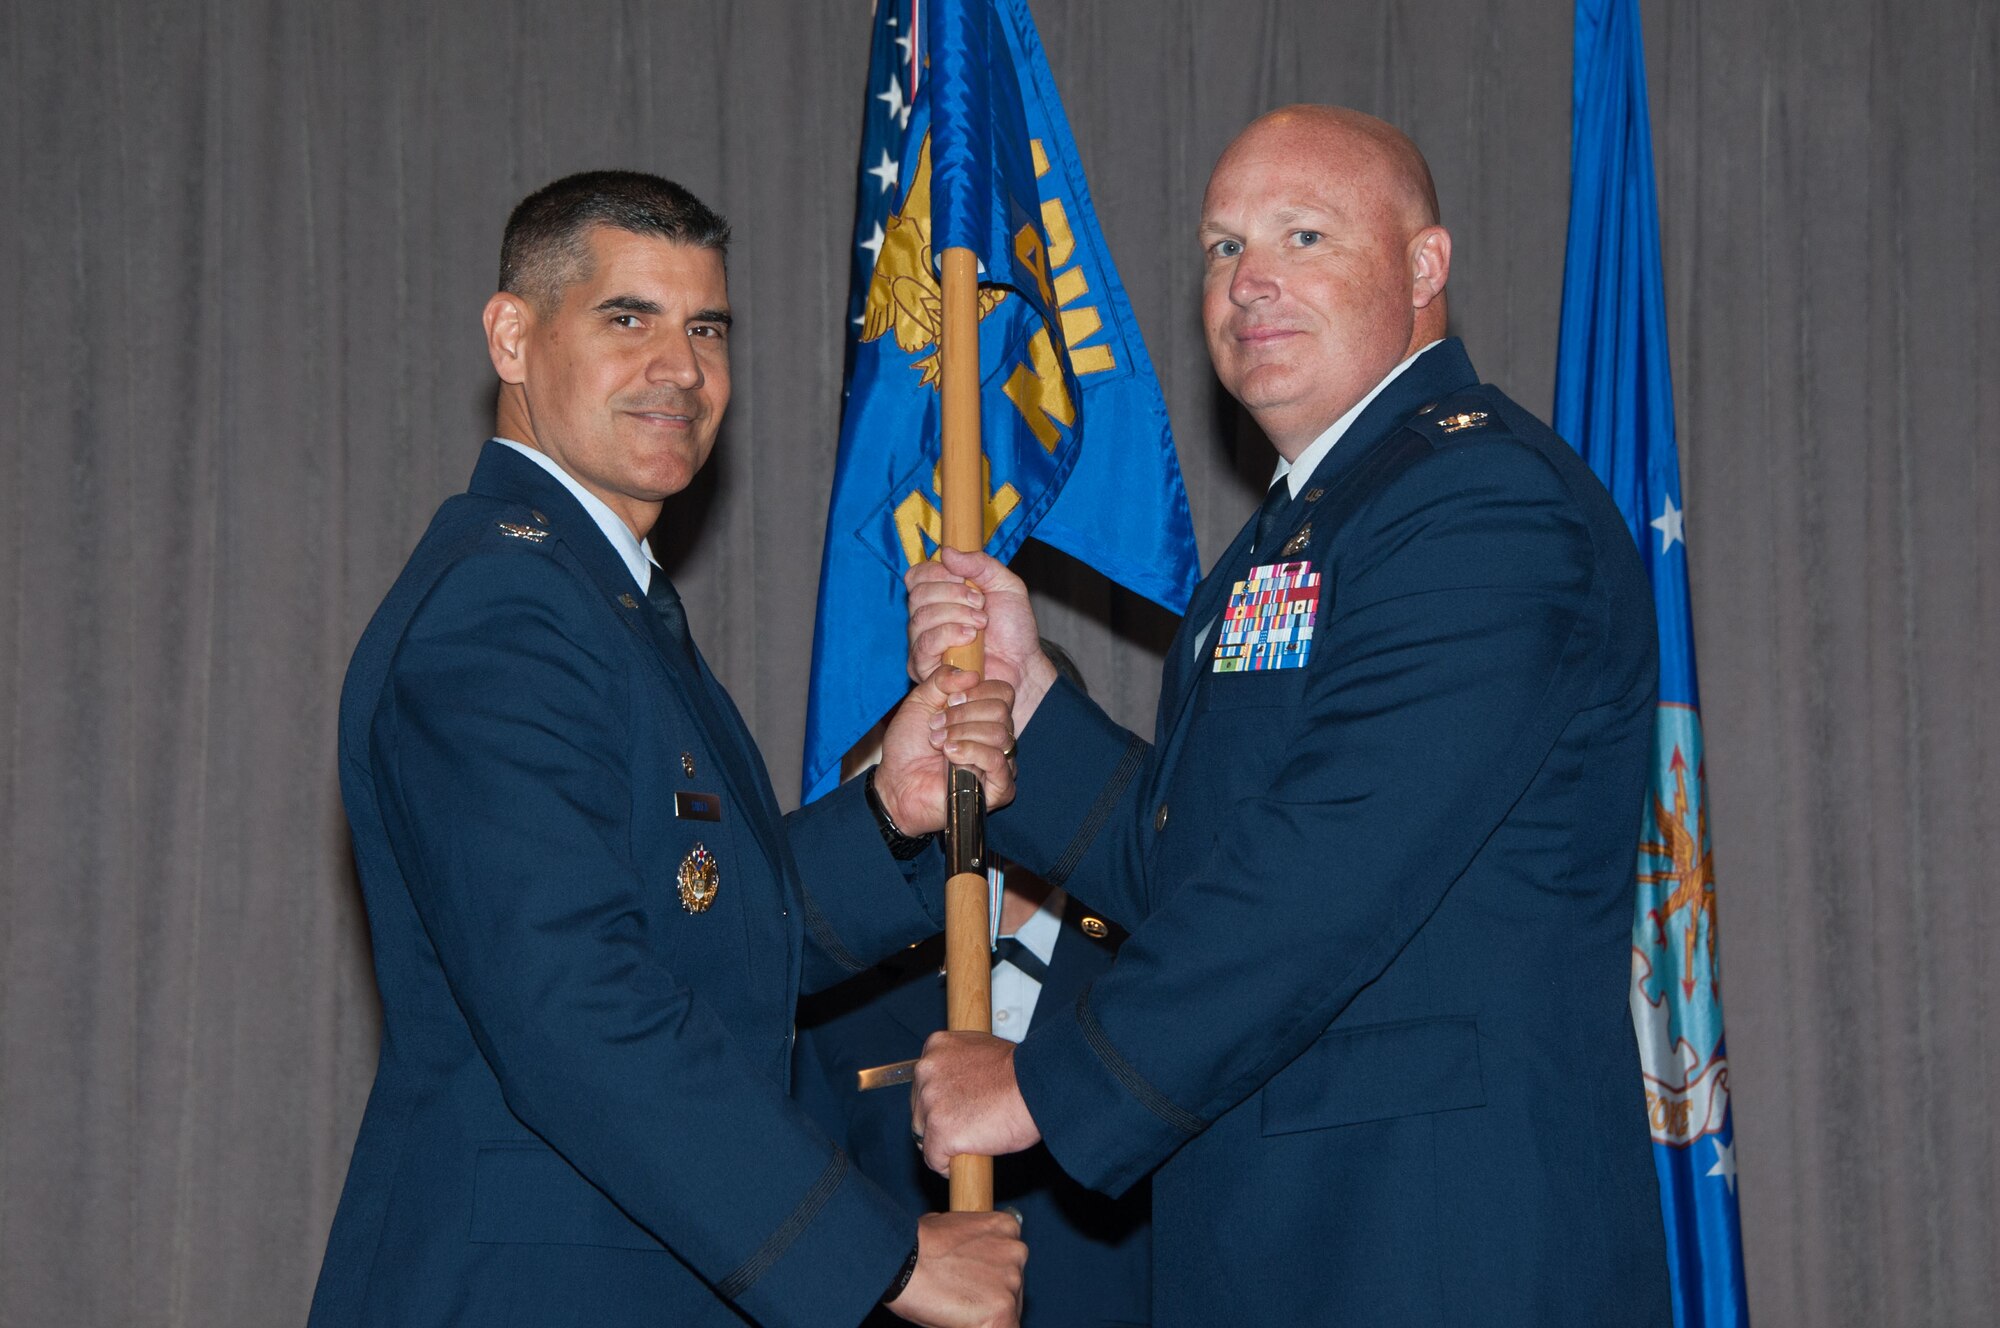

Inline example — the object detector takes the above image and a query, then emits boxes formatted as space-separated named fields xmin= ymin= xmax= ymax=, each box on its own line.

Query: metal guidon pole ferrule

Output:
xmin=945 ymin=763 xmax=985 ymax=877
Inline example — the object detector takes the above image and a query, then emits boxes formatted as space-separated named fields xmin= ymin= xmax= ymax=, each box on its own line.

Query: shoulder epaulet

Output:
xmin=484 ymin=502 xmax=557 ymax=549
xmin=1405 ymin=386 xmax=1515 ymax=447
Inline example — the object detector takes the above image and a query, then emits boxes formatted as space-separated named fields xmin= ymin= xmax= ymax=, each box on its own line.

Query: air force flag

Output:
xmin=803 ymin=0 xmax=1198 ymax=803
xmin=1555 ymin=1 xmax=1753 ymax=1323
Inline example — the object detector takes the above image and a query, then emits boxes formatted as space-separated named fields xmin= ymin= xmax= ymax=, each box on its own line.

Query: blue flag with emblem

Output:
xmin=1554 ymin=1 xmax=1751 ymax=1323
xmin=802 ymin=0 xmax=1199 ymax=803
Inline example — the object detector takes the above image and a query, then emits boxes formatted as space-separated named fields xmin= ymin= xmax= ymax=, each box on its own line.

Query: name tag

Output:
xmin=674 ymin=791 xmax=723 ymax=822
xmin=1212 ymin=561 xmax=1320 ymax=673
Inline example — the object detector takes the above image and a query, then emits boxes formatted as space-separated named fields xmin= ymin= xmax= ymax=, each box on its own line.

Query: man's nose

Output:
xmin=647 ymin=332 xmax=704 ymax=388
xmin=1228 ymin=246 xmax=1279 ymax=307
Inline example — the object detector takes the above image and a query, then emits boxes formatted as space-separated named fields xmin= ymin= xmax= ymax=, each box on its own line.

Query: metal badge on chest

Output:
xmin=678 ymin=844 xmax=720 ymax=913
xmin=674 ymin=752 xmax=723 ymax=912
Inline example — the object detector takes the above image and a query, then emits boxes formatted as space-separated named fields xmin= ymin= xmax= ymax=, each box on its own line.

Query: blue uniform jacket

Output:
xmin=310 ymin=442 xmax=942 ymax=1328
xmin=991 ymin=342 xmax=1674 ymax=1327
xmin=794 ymin=896 xmax=1151 ymax=1327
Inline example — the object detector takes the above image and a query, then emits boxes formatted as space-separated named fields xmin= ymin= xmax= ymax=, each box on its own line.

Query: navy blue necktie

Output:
xmin=992 ymin=936 xmax=1049 ymax=985
xmin=1252 ymin=478 xmax=1296 ymax=556
xmin=645 ymin=571 xmax=698 ymax=670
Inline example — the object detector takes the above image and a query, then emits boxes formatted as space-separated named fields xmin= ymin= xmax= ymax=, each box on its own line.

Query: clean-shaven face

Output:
xmin=1199 ymin=118 xmax=1426 ymax=459
xmin=517 ymin=226 xmax=732 ymax=531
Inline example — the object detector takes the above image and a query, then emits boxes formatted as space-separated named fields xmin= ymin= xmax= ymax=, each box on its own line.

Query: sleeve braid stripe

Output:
xmin=1045 ymin=734 xmax=1147 ymax=888
xmin=798 ymin=885 xmax=867 ymax=973
xmin=1075 ymin=989 xmax=1204 ymax=1136
xmin=715 ymin=1150 xmax=849 ymax=1302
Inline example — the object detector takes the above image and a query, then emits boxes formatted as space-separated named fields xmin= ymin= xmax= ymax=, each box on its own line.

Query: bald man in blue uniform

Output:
xmin=903 ymin=108 xmax=1672 ymax=1327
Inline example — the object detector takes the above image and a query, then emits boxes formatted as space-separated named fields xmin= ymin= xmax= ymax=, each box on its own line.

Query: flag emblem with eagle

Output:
xmin=863 ymin=134 xmax=1008 ymax=388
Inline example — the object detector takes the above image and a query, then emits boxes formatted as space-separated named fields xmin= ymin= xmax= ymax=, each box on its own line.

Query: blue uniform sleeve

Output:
xmin=1012 ymin=440 xmax=1614 ymax=1195
xmin=375 ymin=549 xmax=913 ymax=1328
xmin=984 ymin=677 xmax=1155 ymax=929
xmin=784 ymin=778 xmax=948 ymax=994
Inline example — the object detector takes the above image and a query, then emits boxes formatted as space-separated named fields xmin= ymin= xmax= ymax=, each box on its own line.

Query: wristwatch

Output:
xmin=865 ymin=766 xmax=936 ymax=861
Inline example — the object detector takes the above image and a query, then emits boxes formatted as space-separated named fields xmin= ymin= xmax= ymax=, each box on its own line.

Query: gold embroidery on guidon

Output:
xmin=678 ymin=843 xmax=720 ymax=913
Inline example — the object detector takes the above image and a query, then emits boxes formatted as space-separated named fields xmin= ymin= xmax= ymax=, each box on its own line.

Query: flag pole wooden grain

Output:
xmin=937 ymin=244 xmax=994 ymax=1214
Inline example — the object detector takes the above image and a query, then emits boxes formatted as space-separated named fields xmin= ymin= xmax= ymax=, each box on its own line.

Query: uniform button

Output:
xmin=995 ymin=1009 xmax=1012 ymax=1024
xmin=1417 ymin=401 xmax=1438 ymax=416
xmin=1153 ymin=803 xmax=1170 ymax=831
xmin=1080 ymin=916 xmax=1109 ymax=939
xmin=530 ymin=508 xmax=549 ymax=525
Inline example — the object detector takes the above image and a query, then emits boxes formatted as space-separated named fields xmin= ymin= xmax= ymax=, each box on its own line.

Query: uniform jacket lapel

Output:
xmin=1154 ymin=341 xmax=1482 ymax=753
xmin=1154 ymin=514 xmax=1260 ymax=751
xmin=466 ymin=443 xmax=782 ymax=880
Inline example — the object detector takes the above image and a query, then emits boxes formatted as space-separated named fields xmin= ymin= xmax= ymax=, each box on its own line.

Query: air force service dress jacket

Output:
xmin=309 ymin=442 xmax=939 ymax=1328
xmin=990 ymin=341 xmax=1675 ymax=1327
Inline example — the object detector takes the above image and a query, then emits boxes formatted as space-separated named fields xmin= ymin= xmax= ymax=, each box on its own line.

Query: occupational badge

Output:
xmin=1212 ymin=560 xmax=1320 ymax=673
xmin=1439 ymin=410 xmax=1489 ymax=433
xmin=677 ymin=842 xmax=720 ymax=913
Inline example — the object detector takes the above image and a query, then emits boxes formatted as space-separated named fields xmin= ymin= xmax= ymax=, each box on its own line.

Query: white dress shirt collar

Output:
xmin=493 ymin=437 xmax=661 ymax=593
xmin=1007 ymin=887 xmax=1064 ymax=963
xmin=1272 ymin=339 xmax=1445 ymax=498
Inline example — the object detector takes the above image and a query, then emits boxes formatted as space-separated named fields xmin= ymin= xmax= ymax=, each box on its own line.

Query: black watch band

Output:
xmin=881 ymin=1241 xmax=921 ymax=1305
xmin=865 ymin=766 xmax=935 ymax=861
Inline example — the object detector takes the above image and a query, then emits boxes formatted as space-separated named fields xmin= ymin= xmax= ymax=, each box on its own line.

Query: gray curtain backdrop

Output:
xmin=3 ymin=0 xmax=1994 ymax=1323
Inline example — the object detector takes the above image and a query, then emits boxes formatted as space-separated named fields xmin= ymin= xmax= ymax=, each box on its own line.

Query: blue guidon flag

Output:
xmin=1555 ymin=0 xmax=1752 ymax=1323
xmin=802 ymin=0 xmax=1199 ymax=803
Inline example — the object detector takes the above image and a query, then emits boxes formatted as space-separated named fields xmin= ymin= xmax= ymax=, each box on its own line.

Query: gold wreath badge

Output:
xmin=678 ymin=843 xmax=719 ymax=914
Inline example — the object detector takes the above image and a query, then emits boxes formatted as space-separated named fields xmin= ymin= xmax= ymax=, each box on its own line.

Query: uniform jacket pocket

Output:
xmin=1196 ymin=665 xmax=1312 ymax=712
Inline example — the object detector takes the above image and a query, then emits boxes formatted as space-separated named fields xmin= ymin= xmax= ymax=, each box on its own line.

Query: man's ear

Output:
xmin=483 ymin=292 xmax=532 ymax=385
xmin=1409 ymin=226 xmax=1451 ymax=311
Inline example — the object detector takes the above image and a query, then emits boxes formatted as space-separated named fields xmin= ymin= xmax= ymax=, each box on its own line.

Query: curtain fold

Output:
xmin=2 ymin=1 xmax=1992 ymax=1322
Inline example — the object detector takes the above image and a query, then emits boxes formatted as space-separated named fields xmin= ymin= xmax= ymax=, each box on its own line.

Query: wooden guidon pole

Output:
xmin=936 ymin=244 xmax=994 ymax=1214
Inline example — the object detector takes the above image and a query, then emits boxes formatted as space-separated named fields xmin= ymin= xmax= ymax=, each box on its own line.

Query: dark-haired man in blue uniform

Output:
xmin=311 ymin=171 xmax=1025 ymax=1328
xmin=904 ymin=107 xmax=1673 ymax=1327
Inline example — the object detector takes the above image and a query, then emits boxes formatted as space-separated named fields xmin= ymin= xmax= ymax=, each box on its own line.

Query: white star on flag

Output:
xmin=859 ymin=222 xmax=885 ymax=264
xmin=876 ymin=77 xmax=908 ymax=129
xmin=1651 ymin=494 xmax=1685 ymax=554
xmin=866 ymin=149 xmax=900 ymax=194
xmin=1706 ymin=1138 xmax=1737 ymax=1196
